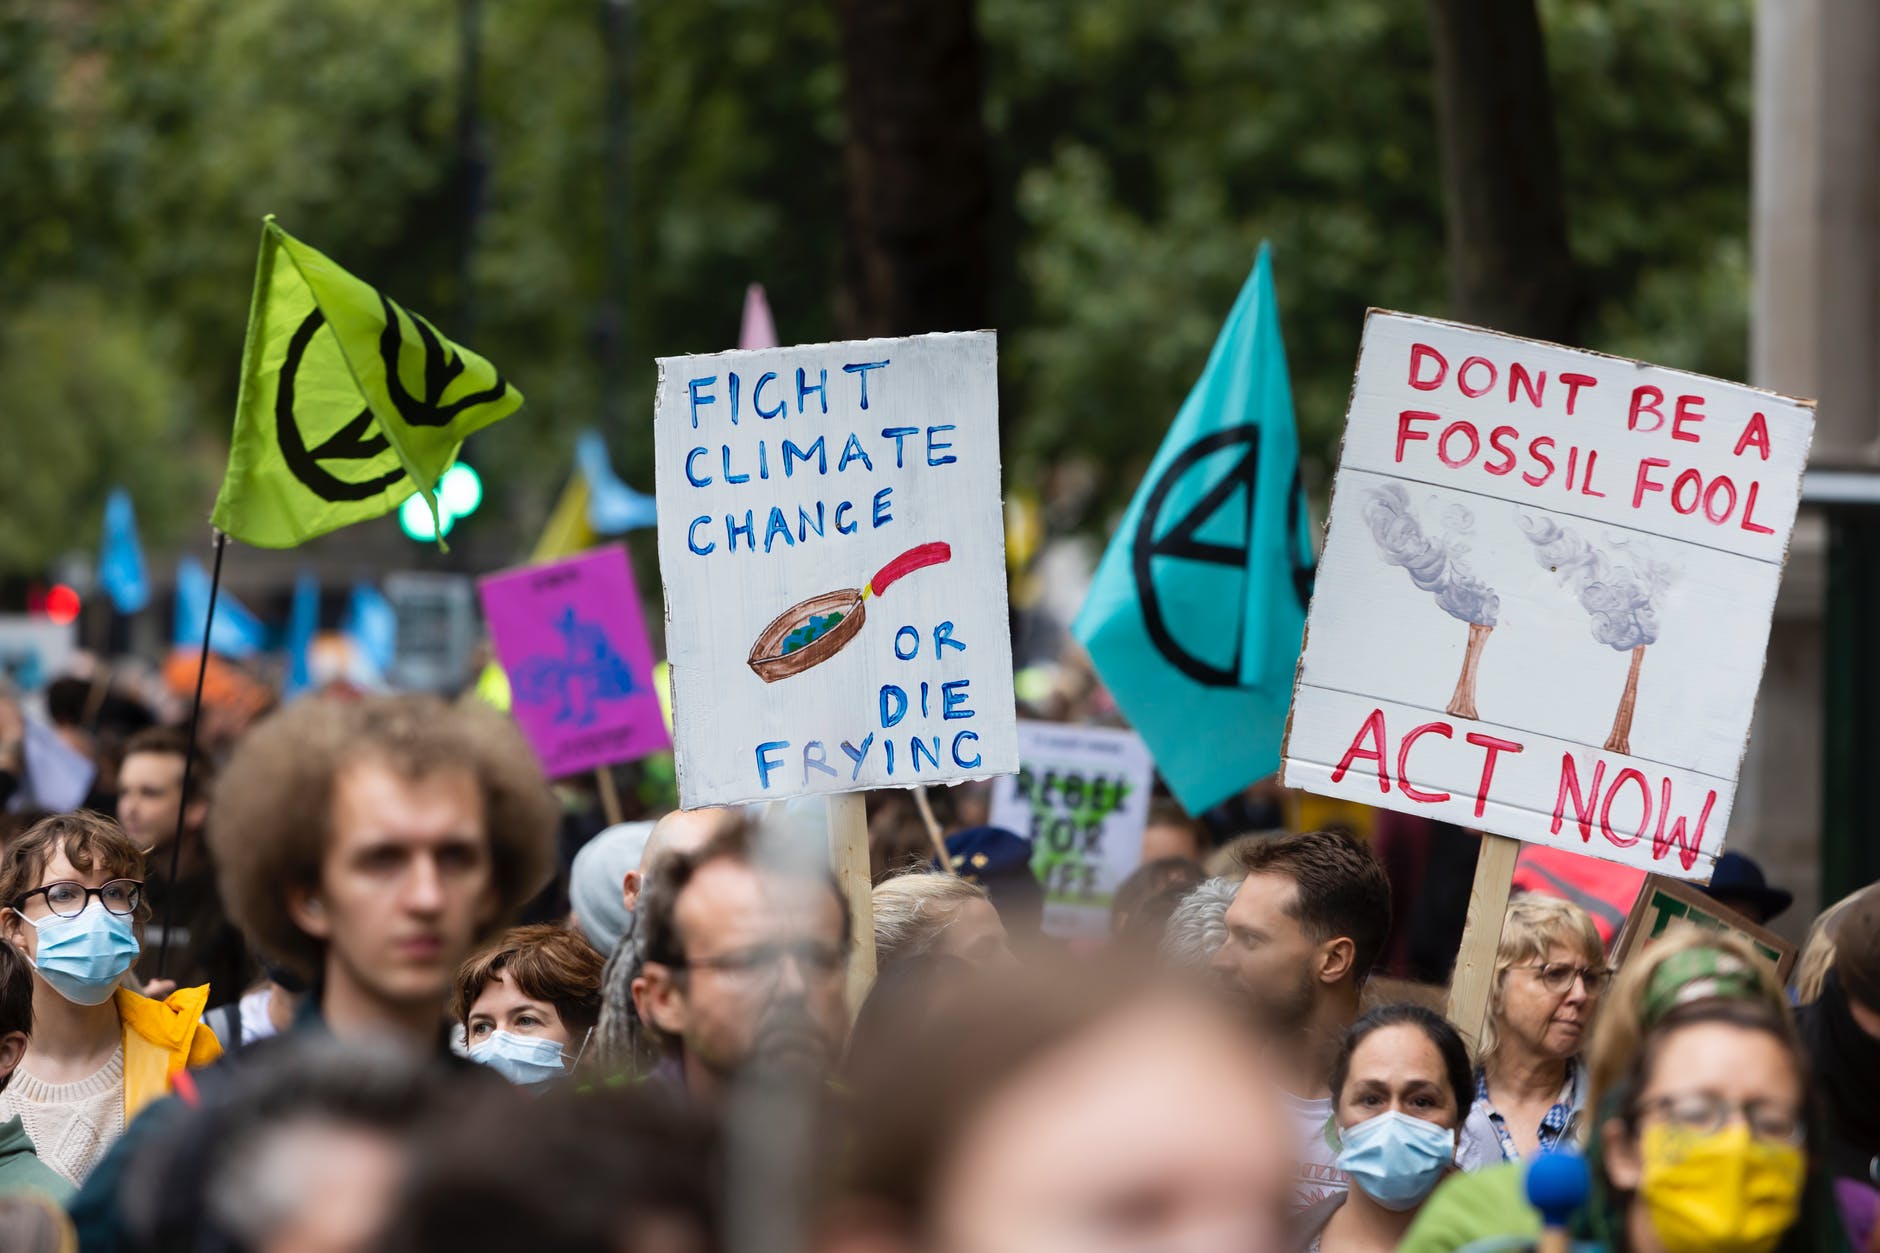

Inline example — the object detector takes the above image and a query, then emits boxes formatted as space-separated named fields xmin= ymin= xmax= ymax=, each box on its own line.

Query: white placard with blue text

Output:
xmin=655 ymin=332 xmax=1018 ymax=808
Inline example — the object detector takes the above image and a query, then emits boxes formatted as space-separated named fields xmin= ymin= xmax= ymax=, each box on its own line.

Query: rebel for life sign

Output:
xmin=478 ymin=545 xmax=669 ymax=779
xmin=654 ymin=332 xmax=1018 ymax=808
xmin=1283 ymin=313 xmax=1814 ymax=881
xmin=987 ymin=722 xmax=1155 ymax=939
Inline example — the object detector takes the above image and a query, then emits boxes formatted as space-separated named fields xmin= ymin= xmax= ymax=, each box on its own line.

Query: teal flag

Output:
xmin=1072 ymin=244 xmax=1315 ymax=814
xmin=99 ymin=489 xmax=149 ymax=615
xmin=283 ymin=572 xmax=320 ymax=700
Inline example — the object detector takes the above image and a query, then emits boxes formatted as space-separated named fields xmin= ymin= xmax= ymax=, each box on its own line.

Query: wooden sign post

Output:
xmin=1445 ymin=833 xmax=1522 ymax=1053
xmin=1279 ymin=312 xmax=1816 ymax=1030
xmin=828 ymin=792 xmax=877 ymax=1014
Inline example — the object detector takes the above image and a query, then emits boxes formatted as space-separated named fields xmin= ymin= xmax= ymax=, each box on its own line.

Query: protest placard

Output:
xmin=1612 ymin=874 xmax=1797 ymax=983
xmin=0 ymin=618 xmax=75 ymax=693
xmin=1283 ymin=312 xmax=1815 ymax=884
xmin=384 ymin=573 xmax=477 ymax=693
xmin=987 ymin=722 xmax=1155 ymax=939
xmin=653 ymin=332 xmax=1018 ymax=810
xmin=478 ymin=544 xmax=669 ymax=779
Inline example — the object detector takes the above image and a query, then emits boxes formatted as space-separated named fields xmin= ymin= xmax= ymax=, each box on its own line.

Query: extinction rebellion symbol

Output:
xmin=275 ymin=295 xmax=513 ymax=503
xmin=1130 ymin=426 xmax=1315 ymax=688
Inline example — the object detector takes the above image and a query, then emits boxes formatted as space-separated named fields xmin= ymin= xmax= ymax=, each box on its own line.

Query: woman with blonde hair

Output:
xmin=1791 ymin=884 xmax=1861 ymax=1004
xmin=1456 ymin=894 xmax=1608 ymax=1169
xmin=871 ymin=871 xmax=1012 ymax=972
xmin=1405 ymin=932 xmax=1825 ymax=1252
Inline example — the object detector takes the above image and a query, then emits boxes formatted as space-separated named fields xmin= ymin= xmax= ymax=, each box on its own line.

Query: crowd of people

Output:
xmin=0 ymin=685 xmax=1873 ymax=1253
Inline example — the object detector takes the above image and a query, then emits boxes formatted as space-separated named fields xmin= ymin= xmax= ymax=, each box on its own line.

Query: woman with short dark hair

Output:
xmin=453 ymin=924 xmax=604 ymax=1085
xmin=1293 ymin=1004 xmax=1471 ymax=1252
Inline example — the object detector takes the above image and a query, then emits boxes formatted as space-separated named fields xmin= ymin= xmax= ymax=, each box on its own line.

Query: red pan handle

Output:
xmin=868 ymin=542 xmax=952 ymax=597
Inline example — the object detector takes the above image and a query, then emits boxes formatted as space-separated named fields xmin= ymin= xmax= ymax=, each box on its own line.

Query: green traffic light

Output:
xmin=439 ymin=462 xmax=483 ymax=516
xmin=398 ymin=463 xmax=480 ymax=541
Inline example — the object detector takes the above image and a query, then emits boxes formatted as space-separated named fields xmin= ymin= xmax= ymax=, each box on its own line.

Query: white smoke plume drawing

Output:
xmin=1519 ymin=512 xmax=1676 ymax=755
xmin=1363 ymin=483 xmax=1498 ymax=720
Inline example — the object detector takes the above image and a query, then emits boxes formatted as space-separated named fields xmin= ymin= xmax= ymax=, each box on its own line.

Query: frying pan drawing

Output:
xmin=747 ymin=542 xmax=953 ymax=682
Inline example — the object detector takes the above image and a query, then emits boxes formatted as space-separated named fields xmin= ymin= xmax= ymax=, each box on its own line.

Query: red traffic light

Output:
xmin=44 ymin=584 xmax=81 ymax=625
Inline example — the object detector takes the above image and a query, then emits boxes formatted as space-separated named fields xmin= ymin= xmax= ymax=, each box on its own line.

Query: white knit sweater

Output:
xmin=0 ymin=1046 xmax=125 ymax=1185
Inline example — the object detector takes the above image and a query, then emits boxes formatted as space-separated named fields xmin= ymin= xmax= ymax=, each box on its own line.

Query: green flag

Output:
xmin=211 ymin=217 xmax=522 ymax=547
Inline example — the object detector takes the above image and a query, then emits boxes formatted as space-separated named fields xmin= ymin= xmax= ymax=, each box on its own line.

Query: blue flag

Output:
xmin=174 ymin=556 xmax=269 ymax=659
xmin=99 ymin=489 xmax=150 ymax=615
xmin=283 ymin=572 xmax=320 ymax=699
xmin=1072 ymin=244 xmax=1315 ymax=814
xmin=578 ymin=430 xmax=657 ymax=534
xmin=345 ymin=581 xmax=398 ymax=684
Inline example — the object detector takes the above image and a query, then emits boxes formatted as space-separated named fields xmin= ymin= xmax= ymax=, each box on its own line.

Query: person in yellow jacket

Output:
xmin=0 ymin=812 xmax=220 ymax=1187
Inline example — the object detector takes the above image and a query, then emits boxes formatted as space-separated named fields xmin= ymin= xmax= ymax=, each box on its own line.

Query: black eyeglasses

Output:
xmin=14 ymin=879 xmax=143 ymax=919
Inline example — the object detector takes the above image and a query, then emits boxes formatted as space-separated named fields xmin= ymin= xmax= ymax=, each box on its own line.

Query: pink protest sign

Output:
xmin=478 ymin=544 xmax=670 ymax=777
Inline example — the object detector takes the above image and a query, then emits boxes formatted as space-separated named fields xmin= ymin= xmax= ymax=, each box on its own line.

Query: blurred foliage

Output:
xmin=0 ymin=288 xmax=206 ymax=569
xmin=0 ymin=0 xmax=1750 ymax=571
xmin=993 ymin=0 xmax=1753 ymax=514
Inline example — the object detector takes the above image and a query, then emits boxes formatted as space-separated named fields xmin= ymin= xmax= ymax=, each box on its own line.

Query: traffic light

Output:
xmin=43 ymin=584 xmax=80 ymax=625
xmin=399 ymin=463 xmax=483 ymax=542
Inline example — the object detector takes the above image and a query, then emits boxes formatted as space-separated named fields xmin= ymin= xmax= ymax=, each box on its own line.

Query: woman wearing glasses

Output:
xmin=0 ymin=812 xmax=221 ymax=1185
xmin=1404 ymin=933 xmax=1825 ymax=1252
xmin=1457 ymin=895 xmax=1608 ymax=1170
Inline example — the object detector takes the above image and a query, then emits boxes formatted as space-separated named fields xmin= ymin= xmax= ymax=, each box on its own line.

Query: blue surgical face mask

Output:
xmin=468 ymin=1029 xmax=568 ymax=1085
xmin=1334 ymin=1109 xmax=1456 ymax=1210
xmin=22 ymin=903 xmax=141 ymax=1006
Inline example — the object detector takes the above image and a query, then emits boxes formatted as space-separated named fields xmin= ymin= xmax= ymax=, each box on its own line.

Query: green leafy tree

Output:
xmin=0 ymin=0 xmax=1753 ymax=574
xmin=0 ymin=288 xmax=204 ymax=570
xmin=986 ymin=0 xmax=1752 ymax=518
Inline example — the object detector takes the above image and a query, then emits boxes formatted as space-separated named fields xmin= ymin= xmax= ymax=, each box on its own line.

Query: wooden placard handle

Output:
xmin=827 ymin=792 xmax=877 ymax=1018
xmin=1445 ymin=833 xmax=1522 ymax=1054
xmin=594 ymin=767 xmax=624 ymax=827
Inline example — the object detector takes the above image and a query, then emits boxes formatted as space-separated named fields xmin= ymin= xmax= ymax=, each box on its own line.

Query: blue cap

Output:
xmin=937 ymin=825 xmax=1044 ymax=935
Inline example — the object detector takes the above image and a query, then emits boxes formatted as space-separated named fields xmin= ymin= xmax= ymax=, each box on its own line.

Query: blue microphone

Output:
xmin=1525 ymin=1151 xmax=1590 ymax=1253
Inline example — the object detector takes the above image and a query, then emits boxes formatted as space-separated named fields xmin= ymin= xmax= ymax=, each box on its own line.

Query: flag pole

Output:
xmin=155 ymin=528 xmax=227 ymax=981
xmin=910 ymin=785 xmax=953 ymax=872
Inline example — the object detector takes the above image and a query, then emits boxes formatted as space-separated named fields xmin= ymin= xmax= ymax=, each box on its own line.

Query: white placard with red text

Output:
xmin=1282 ymin=312 xmax=1814 ymax=881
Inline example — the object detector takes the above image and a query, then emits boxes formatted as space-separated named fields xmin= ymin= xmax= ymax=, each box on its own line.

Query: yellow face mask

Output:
xmin=1638 ymin=1122 xmax=1805 ymax=1253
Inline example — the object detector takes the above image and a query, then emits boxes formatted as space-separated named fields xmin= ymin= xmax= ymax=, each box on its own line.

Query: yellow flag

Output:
xmin=211 ymin=217 xmax=523 ymax=547
xmin=529 ymin=472 xmax=598 ymax=564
